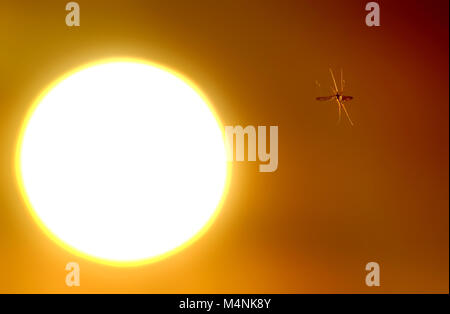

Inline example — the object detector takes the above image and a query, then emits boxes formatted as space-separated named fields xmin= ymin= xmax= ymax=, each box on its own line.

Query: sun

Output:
xmin=16 ymin=59 xmax=230 ymax=266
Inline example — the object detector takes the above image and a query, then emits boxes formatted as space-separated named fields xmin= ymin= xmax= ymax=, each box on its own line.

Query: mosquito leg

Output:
xmin=329 ymin=68 xmax=339 ymax=94
xmin=340 ymin=101 xmax=354 ymax=126
xmin=336 ymin=100 xmax=342 ymax=124
xmin=341 ymin=68 xmax=345 ymax=93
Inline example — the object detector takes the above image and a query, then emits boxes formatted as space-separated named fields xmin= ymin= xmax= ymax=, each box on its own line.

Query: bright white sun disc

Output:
xmin=17 ymin=60 xmax=229 ymax=265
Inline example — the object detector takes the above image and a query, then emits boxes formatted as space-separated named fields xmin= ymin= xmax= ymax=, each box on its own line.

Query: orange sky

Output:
xmin=0 ymin=0 xmax=448 ymax=293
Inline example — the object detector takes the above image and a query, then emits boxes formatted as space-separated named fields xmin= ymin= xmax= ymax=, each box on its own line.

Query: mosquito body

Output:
xmin=316 ymin=69 xmax=354 ymax=126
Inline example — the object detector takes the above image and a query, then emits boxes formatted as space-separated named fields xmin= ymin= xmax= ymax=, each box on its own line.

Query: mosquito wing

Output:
xmin=342 ymin=95 xmax=353 ymax=102
xmin=316 ymin=96 xmax=334 ymax=101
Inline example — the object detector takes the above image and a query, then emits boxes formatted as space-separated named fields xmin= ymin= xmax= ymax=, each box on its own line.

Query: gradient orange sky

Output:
xmin=0 ymin=0 xmax=448 ymax=293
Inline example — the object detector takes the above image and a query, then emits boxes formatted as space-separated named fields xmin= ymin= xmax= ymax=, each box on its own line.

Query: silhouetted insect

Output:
xmin=316 ymin=69 xmax=354 ymax=126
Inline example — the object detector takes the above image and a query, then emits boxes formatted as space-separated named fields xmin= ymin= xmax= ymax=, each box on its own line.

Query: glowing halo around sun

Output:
xmin=16 ymin=59 xmax=230 ymax=266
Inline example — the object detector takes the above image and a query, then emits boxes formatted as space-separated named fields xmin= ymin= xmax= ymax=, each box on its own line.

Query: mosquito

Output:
xmin=316 ymin=68 xmax=354 ymax=126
